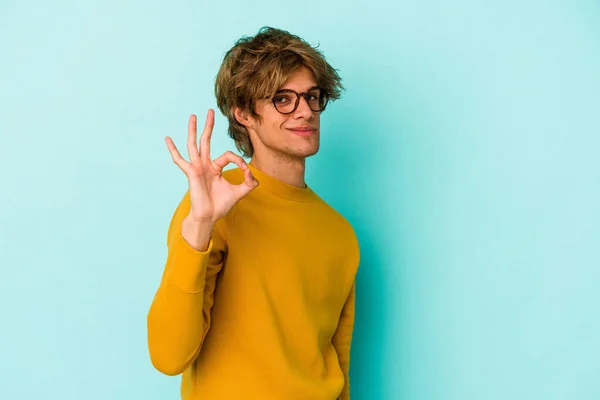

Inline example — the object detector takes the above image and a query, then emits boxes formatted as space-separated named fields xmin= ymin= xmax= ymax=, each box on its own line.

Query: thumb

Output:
xmin=233 ymin=169 xmax=259 ymax=199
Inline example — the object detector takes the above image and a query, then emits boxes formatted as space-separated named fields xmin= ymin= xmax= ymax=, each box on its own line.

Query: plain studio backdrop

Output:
xmin=1 ymin=1 xmax=599 ymax=399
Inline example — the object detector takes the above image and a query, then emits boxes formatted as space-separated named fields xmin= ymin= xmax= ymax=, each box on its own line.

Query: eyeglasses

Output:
xmin=266 ymin=86 xmax=329 ymax=114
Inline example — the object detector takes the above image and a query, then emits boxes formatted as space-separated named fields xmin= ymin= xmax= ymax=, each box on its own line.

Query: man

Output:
xmin=147 ymin=26 xmax=360 ymax=400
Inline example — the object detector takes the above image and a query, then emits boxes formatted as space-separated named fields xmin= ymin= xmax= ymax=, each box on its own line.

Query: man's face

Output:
xmin=246 ymin=66 xmax=321 ymax=162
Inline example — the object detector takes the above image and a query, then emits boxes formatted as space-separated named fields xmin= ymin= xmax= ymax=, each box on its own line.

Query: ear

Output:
xmin=234 ymin=107 xmax=253 ymax=128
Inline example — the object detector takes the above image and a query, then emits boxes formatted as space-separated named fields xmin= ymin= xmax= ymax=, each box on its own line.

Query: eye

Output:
xmin=273 ymin=95 xmax=293 ymax=104
xmin=307 ymin=92 xmax=320 ymax=101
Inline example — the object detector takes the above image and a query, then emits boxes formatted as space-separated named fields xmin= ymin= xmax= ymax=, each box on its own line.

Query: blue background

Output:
xmin=1 ymin=1 xmax=599 ymax=399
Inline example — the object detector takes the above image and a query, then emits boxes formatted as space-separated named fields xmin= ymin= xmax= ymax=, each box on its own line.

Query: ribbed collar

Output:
xmin=248 ymin=163 xmax=318 ymax=203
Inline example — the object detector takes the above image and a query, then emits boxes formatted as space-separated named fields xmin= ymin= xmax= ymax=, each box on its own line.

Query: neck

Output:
xmin=249 ymin=155 xmax=307 ymax=188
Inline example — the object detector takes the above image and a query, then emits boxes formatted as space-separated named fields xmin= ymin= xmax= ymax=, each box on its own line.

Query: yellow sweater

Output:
xmin=147 ymin=163 xmax=360 ymax=400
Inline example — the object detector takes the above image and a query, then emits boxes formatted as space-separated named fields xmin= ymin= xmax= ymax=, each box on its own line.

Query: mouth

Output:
xmin=287 ymin=127 xmax=318 ymax=137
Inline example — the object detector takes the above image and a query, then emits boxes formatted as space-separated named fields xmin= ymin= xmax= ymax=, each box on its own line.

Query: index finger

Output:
xmin=199 ymin=109 xmax=215 ymax=163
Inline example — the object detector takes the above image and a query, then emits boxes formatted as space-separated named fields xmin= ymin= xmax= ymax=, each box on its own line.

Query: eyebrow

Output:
xmin=276 ymin=85 xmax=320 ymax=92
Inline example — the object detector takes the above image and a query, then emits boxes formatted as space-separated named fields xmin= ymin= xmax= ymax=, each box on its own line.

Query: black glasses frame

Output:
xmin=266 ymin=87 xmax=329 ymax=115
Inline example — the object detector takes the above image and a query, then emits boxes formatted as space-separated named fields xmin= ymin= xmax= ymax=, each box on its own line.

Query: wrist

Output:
xmin=184 ymin=212 xmax=216 ymax=226
xmin=181 ymin=215 xmax=215 ymax=252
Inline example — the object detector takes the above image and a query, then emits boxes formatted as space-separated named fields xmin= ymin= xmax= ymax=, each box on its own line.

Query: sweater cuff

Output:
xmin=165 ymin=232 xmax=214 ymax=293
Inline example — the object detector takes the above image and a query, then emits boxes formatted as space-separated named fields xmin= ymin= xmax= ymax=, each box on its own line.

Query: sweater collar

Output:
xmin=248 ymin=163 xmax=318 ymax=203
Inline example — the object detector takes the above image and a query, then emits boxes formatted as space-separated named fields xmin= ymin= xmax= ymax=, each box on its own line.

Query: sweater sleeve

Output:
xmin=146 ymin=192 xmax=228 ymax=376
xmin=332 ymin=282 xmax=356 ymax=400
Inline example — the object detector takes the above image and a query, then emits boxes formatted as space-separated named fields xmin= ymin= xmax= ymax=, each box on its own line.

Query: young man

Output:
xmin=147 ymin=27 xmax=360 ymax=400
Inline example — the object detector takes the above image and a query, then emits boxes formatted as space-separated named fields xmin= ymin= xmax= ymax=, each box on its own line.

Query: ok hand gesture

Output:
xmin=165 ymin=109 xmax=259 ymax=225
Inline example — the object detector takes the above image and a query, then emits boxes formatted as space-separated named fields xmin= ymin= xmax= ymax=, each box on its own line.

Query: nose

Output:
xmin=293 ymin=95 xmax=314 ymax=119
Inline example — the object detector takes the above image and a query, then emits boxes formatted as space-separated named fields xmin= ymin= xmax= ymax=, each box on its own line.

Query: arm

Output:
xmin=146 ymin=192 xmax=228 ymax=376
xmin=332 ymin=282 xmax=356 ymax=400
xmin=147 ymin=110 xmax=257 ymax=375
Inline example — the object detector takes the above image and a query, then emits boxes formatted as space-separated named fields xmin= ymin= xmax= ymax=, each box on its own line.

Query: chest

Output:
xmin=224 ymin=202 xmax=354 ymax=309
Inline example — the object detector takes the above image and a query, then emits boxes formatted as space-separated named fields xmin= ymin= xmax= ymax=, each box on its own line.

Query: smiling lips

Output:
xmin=287 ymin=126 xmax=317 ymax=136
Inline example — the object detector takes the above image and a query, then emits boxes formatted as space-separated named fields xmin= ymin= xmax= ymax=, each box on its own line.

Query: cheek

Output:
xmin=270 ymin=114 xmax=289 ymax=130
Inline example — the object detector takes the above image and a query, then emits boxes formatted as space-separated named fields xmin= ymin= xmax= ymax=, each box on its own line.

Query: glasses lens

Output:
xmin=307 ymin=89 xmax=323 ymax=111
xmin=273 ymin=92 xmax=297 ymax=113
xmin=317 ymin=90 xmax=328 ymax=111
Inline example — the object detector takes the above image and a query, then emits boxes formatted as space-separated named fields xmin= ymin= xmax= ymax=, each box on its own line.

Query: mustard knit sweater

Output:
xmin=147 ymin=163 xmax=360 ymax=400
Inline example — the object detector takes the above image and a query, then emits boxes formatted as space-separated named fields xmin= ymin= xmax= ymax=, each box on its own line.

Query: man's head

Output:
xmin=214 ymin=27 xmax=344 ymax=163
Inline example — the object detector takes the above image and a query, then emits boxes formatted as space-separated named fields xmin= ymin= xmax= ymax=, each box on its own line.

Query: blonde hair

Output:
xmin=214 ymin=26 xmax=344 ymax=158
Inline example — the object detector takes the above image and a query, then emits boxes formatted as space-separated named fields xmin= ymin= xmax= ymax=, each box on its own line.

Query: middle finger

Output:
xmin=186 ymin=114 xmax=200 ymax=163
xmin=199 ymin=109 xmax=215 ymax=163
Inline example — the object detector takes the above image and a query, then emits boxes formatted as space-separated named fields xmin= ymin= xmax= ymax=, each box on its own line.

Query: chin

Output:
xmin=281 ymin=144 xmax=320 ymax=159
xmin=297 ymin=143 xmax=320 ymax=157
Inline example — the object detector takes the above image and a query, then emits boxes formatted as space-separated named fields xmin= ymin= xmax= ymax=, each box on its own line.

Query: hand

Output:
xmin=165 ymin=109 xmax=259 ymax=224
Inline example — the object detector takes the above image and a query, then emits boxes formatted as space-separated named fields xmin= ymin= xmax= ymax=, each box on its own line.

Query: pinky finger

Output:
xmin=165 ymin=136 xmax=190 ymax=173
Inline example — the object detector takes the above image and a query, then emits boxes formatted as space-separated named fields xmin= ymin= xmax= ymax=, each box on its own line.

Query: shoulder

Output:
xmin=312 ymin=193 xmax=355 ymax=232
xmin=313 ymin=195 xmax=361 ymax=262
